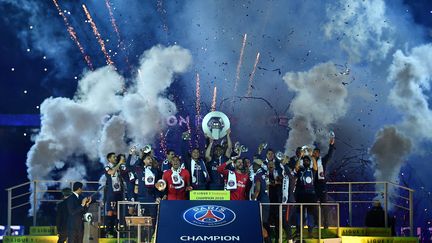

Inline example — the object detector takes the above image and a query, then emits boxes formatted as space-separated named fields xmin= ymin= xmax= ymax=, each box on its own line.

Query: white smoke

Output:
xmin=370 ymin=44 xmax=432 ymax=183
xmin=283 ymin=62 xmax=349 ymax=154
xmin=324 ymin=0 xmax=393 ymax=63
xmin=26 ymin=45 xmax=192 ymax=214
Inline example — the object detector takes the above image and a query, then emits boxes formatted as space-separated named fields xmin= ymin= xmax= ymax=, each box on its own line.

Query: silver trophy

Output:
xmin=301 ymin=145 xmax=311 ymax=156
xmin=329 ymin=130 xmax=335 ymax=138
xmin=276 ymin=151 xmax=284 ymax=161
xmin=182 ymin=131 xmax=191 ymax=141
xmin=143 ymin=144 xmax=152 ymax=154
xmin=234 ymin=142 xmax=248 ymax=153
xmin=202 ymin=111 xmax=230 ymax=140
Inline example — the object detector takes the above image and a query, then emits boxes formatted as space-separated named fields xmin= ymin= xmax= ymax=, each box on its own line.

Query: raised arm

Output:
xmin=225 ymin=128 xmax=233 ymax=158
xmin=205 ymin=137 xmax=214 ymax=162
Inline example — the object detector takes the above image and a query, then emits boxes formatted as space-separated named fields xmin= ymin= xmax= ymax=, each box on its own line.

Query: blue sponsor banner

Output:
xmin=157 ymin=200 xmax=263 ymax=243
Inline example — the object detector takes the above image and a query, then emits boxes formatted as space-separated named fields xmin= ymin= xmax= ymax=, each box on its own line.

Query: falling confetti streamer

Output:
xmin=159 ymin=130 xmax=167 ymax=156
xmin=211 ymin=86 xmax=217 ymax=112
xmin=234 ymin=33 xmax=247 ymax=92
xmin=52 ymin=0 xmax=93 ymax=70
xmin=82 ymin=4 xmax=115 ymax=66
xmin=246 ymin=52 xmax=260 ymax=97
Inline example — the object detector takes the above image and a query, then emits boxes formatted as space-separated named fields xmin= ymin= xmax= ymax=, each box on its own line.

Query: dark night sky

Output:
xmin=1 ymin=0 xmax=432 ymax=230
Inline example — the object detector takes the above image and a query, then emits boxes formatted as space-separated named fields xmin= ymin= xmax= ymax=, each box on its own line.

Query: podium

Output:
xmin=125 ymin=216 xmax=153 ymax=243
xmin=156 ymin=201 xmax=263 ymax=242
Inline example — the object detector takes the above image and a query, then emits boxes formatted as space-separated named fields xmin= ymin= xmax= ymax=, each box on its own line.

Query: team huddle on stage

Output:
xmin=103 ymin=128 xmax=335 ymax=241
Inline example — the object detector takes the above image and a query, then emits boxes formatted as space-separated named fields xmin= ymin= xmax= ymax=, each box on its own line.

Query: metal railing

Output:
xmin=327 ymin=181 xmax=414 ymax=236
xmin=5 ymin=180 xmax=101 ymax=235
xmin=5 ymin=180 xmax=414 ymax=238
xmin=117 ymin=201 xmax=159 ymax=243
xmin=260 ymin=202 xmax=340 ymax=243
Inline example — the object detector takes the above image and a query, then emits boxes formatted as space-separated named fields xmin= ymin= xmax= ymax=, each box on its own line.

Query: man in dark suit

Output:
xmin=56 ymin=188 xmax=71 ymax=243
xmin=67 ymin=182 xmax=91 ymax=243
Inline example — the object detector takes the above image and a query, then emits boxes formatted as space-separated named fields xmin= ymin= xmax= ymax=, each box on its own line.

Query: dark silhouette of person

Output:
xmin=67 ymin=182 xmax=91 ymax=243
xmin=56 ymin=188 xmax=71 ymax=243
xmin=365 ymin=202 xmax=385 ymax=227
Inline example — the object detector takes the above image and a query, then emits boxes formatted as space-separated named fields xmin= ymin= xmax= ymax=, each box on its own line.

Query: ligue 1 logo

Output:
xmin=183 ymin=205 xmax=236 ymax=227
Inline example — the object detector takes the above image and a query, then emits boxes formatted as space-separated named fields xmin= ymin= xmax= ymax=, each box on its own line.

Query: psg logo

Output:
xmin=147 ymin=177 xmax=154 ymax=183
xmin=113 ymin=183 xmax=120 ymax=189
xmin=183 ymin=205 xmax=236 ymax=227
xmin=228 ymin=180 xmax=235 ymax=187
xmin=173 ymin=175 xmax=179 ymax=182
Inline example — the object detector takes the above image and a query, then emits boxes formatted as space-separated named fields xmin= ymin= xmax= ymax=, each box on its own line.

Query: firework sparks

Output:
xmin=104 ymin=0 xmax=120 ymax=41
xmin=52 ymin=0 xmax=93 ymax=70
xmin=195 ymin=73 xmax=201 ymax=147
xmin=159 ymin=130 xmax=167 ymax=156
xmin=246 ymin=52 xmax=260 ymax=97
xmin=211 ymin=86 xmax=217 ymax=112
xmin=185 ymin=120 xmax=193 ymax=151
xmin=82 ymin=4 xmax=115 ymax=66
xmin=234 ymin=33 xmax=247 ymax=92
xmin=156 ymin=0 xmax=169 ymax=33
xmin=195 ymin=73 xmax=201 ymax=118
xmin=104 ymin=0 xmax=131 ymax=69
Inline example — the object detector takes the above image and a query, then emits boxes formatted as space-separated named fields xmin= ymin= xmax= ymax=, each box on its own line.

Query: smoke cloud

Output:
xmin=370 ymin=44 xmax=432 ymax=183
xmin=324 ymin=0 xmax=393 ymax=63
xmin=26 ymin=45 xmax=192 ymax=213
xmin=283 ymin=62 xmax=348 ymax=153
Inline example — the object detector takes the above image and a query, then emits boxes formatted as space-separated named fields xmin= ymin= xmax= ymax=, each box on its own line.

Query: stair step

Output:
xmin=3 ymin=235 xmax=58 ymax=243
xmin=341 ymin=236 xmax=418 ymax=243
xmin=29 ymin=226 xmax=57 ymax=236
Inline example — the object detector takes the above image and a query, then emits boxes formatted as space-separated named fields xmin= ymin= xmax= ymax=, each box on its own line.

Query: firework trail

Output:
xmin=82 ymin=4 xmax=115 ymax=66
xmin=195 ymin=73 xmax=201 ymax=147
xmin=211 ymin=86 xmax=217 ymax=112
xmin=52 ymin=0 xmax=93 ymax=70
xmin=195 ymin=73 xmax=201 ymax=119
xmin=104 ymin=0 xmax=120 ymax=41
xmin=104 ymin=0 xmax=131 ymax=69
xmin=234 ymin=33 xmax=247 ymax=92
xmin=185 ymin=119 xmax=193 ymax=151
xmin=246 ymin=52 xmax=260 ymax=97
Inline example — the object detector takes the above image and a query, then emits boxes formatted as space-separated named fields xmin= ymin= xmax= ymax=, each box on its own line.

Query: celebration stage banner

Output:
xmin=156 ymin=200 xmax=262 ymax=243
xmin=189 ymin=190 xmax=230 ymax=200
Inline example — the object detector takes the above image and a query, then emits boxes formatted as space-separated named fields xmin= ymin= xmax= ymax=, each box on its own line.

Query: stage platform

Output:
xmin=2 ymin=226 xmax=419 ymax=243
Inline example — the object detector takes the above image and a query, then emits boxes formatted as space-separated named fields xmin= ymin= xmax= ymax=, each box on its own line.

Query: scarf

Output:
xmin=226 ymin=171 xmax=238 ymax=190
xmin=282 ymin=174 xmax=290 ymax=203
xmin=106 ymin=163 xmax=121 ymax=192
xmin=144 ymin=166 xmax=155 ymax=186
xmin=171 ymin=168 xmax=185 ymax=189
xmin=317 ymin=157 xmax=325 ymax=180
xmin=191 ymin=159 xmax=208 ymax=184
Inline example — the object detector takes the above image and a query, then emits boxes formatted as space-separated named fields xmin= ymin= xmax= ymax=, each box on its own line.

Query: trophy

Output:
xmin=182 ymin=131 xmax=191 ymax=141
xmin=234 ymin=142 xmax=248 ymax=154
xmin=301 ymin=145 xmax=311 ymax=156
xmin=276 ymin=151 xmax=285 ymax=161
xmin=329 ymin=130 xmax=335 ymax=138
xmin=201 ymin=111 xmax=230 ymax=140
xmin=155 ymin=179 xmax=167 ymax=191
xmin=143 ymin=144 xmax=152 ymax=154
